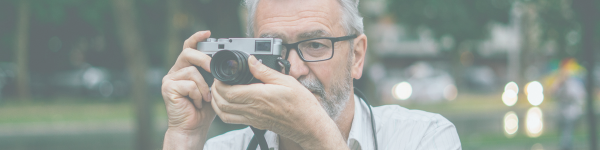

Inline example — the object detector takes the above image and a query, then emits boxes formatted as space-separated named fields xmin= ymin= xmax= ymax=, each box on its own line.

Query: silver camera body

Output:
xmin=196 ymin=38 xmax=285 ymax=85
xmin=197 ymin=38 xmax=284 ymax=56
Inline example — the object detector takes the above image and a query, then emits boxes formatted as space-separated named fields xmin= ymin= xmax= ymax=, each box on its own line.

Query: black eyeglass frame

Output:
xmin=281 ymin=34 xmax=358 ymax=62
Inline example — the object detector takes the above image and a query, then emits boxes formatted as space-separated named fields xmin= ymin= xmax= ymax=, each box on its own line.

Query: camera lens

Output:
xmin=210 ymin=50 xmax=255 ymax=85
xmin=220 ymin=60 xmax=239 ymax=77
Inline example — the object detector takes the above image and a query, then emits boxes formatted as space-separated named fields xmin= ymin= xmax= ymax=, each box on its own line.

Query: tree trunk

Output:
xmin=574 ymin=0 xmax=598 ymax=149
xmin=165 ymin=0 xmax=184 ymax=68
xmin=518 ymin=2 xmax=541 ymax=85
xmin=15 ymin=0 xmax=31 ymax=100
xmin=197 ymin=0 xmax=243 ymax=38
xmin=111 ymin=0 xmax=154 ymax=150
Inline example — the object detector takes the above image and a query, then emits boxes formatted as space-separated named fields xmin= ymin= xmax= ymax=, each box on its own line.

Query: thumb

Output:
xmin=248 ymin=55 xmax=292 ymax=85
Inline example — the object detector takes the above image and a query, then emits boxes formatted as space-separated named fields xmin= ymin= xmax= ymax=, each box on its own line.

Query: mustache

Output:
xmin=298 ymin=75 xmax=325 ymax=97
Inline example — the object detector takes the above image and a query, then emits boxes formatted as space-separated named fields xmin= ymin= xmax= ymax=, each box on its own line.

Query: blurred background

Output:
xmin=0 ymin=0 xmax=599 ymax=149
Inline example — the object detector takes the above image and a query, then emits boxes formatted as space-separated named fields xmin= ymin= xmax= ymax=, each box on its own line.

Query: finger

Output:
xmin=211 ymin=85 xmax=248 ymax=115
xmin=213 ymin=80 xmax=259 ymax=104
xmin=211 ymin=93 xmax=249 ymax=124
xmin=165 ymin=66 xmax=211 ymax=102
xmin=162 ymin=80 xmax=203 ymax=109
xmin=169 ymin=48 xmax=212 ymax=76
xmin=248 ymin=55 xmax=295 ymax=85
xmin=183 ymin=30 xmax=211 ymax=49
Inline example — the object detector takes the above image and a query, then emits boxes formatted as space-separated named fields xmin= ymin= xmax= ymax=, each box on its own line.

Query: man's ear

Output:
xmin=351 ymin=34 xmax=367 ymax=80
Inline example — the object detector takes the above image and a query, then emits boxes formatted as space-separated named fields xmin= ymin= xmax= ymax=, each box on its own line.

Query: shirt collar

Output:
xmin=347 ymin=94 xmax=375 ymax=150
xmin=263 ymin=94 xmax=373 ymax=150
xmin=264 ymin=129 xmax=278 ymax=150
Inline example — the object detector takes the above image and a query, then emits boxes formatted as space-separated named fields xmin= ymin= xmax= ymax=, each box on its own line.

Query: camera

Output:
xmin=196 ymin=38 xmax=285 ymax=85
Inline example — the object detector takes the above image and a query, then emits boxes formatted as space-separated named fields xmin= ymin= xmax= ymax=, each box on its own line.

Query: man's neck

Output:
xmin=279 ymin=92 xmax=356 ymax=150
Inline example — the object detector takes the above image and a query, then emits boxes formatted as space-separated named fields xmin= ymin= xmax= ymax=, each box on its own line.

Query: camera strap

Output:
xmin=247 ymin=126 xmax=268 ymax=150
xmin=354 ymin=87 xmax=379 ymax=150
xmin=277 ymin=59 xmax=291 ymax=75
xmin=246 ymin=58 xmax=291 ymax=150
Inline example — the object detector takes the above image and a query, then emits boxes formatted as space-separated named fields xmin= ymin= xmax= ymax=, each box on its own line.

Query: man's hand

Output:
xmin=211 ymin=56 xmax=349 ymax=150
xmin=162 ymin=31 xmax=215 ymax=150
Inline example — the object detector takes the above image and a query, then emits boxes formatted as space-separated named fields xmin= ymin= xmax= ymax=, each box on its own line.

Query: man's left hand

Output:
xmin=211 ymin=56 xmax=348 ymax=150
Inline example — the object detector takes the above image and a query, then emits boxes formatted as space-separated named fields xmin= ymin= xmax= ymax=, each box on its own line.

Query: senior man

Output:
xmin=161 ymin=0 xmax=461 ymax=149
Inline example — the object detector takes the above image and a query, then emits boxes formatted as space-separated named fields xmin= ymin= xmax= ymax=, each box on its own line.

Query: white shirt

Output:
xmin=204 ymin=95 xmax=462 ymax=150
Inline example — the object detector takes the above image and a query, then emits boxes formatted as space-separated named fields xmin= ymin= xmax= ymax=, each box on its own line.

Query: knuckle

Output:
xmin=162 ymin=75 xmax=171 ymax=84
xmin=175 ymin=49 xmax=188 ymax=61
xmin=227 ymin=91 xmax=248 ymax=103
xmin=183 ymin=66 xmax=197 ymax=74
xmin=224 ymin=90 xmax=236 ymax=100
xmin=168 ymin=93 xmax=180 ymax=102
xmin=161 ymin=80 xmax=172 ymax=92
xmin=181 ymin=48 xmax=192 ymax=56
xmin=217 ymin=101 xmax=227 ymax=111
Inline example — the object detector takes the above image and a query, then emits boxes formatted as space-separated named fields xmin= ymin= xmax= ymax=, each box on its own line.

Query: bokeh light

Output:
xmin=527 ymin=92 xmax=545 ymax=106
xmin=504 ymin=81 xmax=519 ymax=93
xmin=526 ymin=81 xmax=543 ymax=95
xmin=526 ymin=107 xmax=544 ymax=138
xmin=502 ymin=82 xmax=519 ymax=106
xmin=503 ymin=111 xmax=519 ymax=137
xmin=524 ymin=82 xmax=531 ymax=95
xmin=502 ymin=90 xmax=518 ymax=106
xmin=526 ymin=81 xmax=544 ymax=106
xmin=443 ymin=84 xmax=458 ymax=101
xmin=392 ymin=82 xmax=412 ymax=100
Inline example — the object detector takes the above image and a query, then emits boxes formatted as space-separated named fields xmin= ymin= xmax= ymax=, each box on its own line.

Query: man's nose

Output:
xmin=286 ymin=49 xmax=309 ymax=79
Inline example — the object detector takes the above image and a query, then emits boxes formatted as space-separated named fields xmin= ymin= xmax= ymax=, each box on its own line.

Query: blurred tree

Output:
xmin=15 ymin=0 xmax=31 ymax=99
xmin=572 ymin=0 xmax=599 ymax=149
xmin=165 ymin=0 xmax=244 ymax=68
xmin=518 ymin=1 xmax=543 ymax=84
xmin=194 ymin=0 xmax=244 ymax=38
xmin=387 ymin=0 xmax=513 ymax=87
xmin=165 ymin=0 xmax=185 ymax=68
xmin=389 ymin=0 xmax=512 ymax=43
xmin=111 ymin=0 xmax=154 ymax=150
xmin=535 ymin=0 xmax=577 ymax=59
xmin=386 ymin=0 xmax=591 ymax=84
xmin=11 ymin=0 xmax=111 ymax=98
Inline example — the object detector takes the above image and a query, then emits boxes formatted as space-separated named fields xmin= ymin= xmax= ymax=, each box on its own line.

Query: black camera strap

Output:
xmin=246 ymin=127 xmax=268 ymax=150
xmin=354 ymin=87 xmax=379 ymax=150
xmin=277 ymin=59 xmax=291 ymax=75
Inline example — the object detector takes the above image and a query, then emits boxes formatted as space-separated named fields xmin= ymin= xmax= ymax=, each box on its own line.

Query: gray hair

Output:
xmin=244 ymin=0 xmax=364 ymax=37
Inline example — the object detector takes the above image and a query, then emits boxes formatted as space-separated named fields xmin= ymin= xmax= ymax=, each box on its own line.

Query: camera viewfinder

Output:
xmin=255 ymin=40 xmax=271 ymax=52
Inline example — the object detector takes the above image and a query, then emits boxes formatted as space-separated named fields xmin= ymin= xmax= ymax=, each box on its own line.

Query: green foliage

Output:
xmin=75 ymin=0 xmax=111 ymax=32
xmin=30 ymin=0 xmax=111 ymax=32
xmin=388 ymin=0 xmax=513 ymax=41
xmin=31 ymin=0 xmax=76 ymax=25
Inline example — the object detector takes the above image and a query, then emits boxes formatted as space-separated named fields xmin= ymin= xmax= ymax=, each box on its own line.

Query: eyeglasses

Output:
xmin=281 ymin=34 xmax=358 ymax=62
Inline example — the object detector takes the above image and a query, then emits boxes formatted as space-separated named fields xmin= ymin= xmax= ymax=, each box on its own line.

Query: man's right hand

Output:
xmin=162 ymin=31 xmax=215 ymax=150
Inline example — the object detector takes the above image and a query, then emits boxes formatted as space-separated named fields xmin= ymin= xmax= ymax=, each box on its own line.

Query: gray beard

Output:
xmin=298 ymin=65 xmax=353 ymax=121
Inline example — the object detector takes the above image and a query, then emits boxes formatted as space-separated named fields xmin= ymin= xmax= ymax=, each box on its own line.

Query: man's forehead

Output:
xmin=259 ymin=30 xmax=332 ymax=41
xmin=254 ymin=0 xmax=343 ymax=41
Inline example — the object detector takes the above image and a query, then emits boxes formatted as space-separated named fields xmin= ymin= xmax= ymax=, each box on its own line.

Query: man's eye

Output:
xmin=310 ymin=43 xmax=323 ymax=49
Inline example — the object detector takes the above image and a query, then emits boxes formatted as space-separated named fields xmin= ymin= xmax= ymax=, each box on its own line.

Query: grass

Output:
xmin=0 ymin=94 xmax=599 ymax=150
xmin=0 ymin=97 xmax=168 ymax=124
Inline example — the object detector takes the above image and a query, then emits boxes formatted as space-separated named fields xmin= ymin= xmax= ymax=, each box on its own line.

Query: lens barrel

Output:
xmin=210 ymin=50 xmax=255 ymax=85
